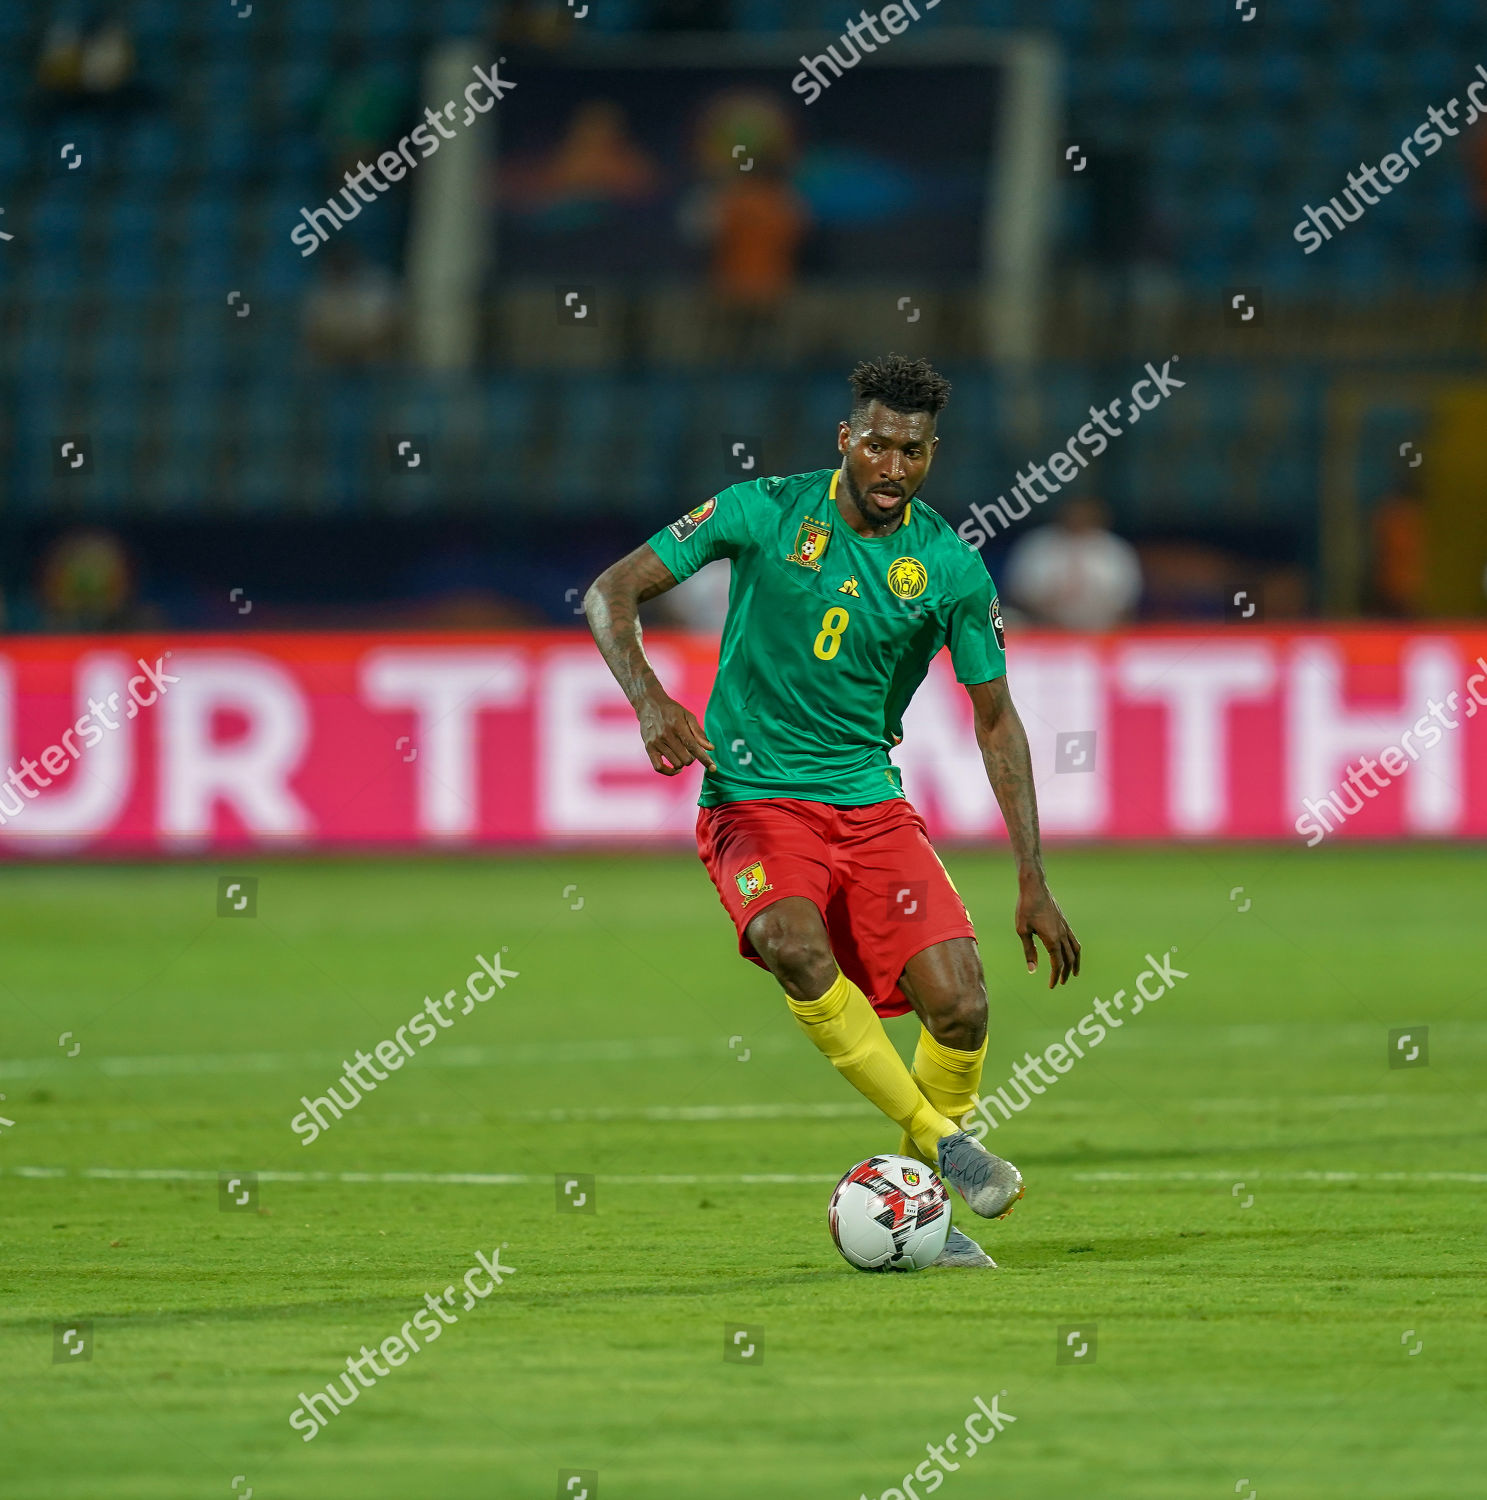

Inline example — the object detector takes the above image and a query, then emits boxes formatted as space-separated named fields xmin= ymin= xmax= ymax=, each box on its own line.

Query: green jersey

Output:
xmin=646 ymin=467 xmax=1007 ymax=808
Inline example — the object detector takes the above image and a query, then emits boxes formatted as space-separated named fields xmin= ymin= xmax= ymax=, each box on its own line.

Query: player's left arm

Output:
xmin=944 ymin=558 xmax=1080 ymax=988
xmin=965 ymin=677 xmax=1080 ymax=988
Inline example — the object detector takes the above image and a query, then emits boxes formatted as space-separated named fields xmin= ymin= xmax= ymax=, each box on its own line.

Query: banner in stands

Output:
xmin=1 ymin=630 xmax=1485 ymax=856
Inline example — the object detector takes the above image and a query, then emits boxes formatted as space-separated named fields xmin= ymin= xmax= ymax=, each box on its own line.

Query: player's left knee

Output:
xmin=924 ymin=986 xmax=987 ymax=1051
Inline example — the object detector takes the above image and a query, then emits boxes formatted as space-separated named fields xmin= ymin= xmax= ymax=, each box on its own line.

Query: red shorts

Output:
xmin=695 ymin=797 xmax=976 ymax=1018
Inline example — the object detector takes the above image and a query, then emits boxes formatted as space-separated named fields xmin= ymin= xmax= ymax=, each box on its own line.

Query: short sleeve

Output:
xmin=947 ymin=562 xmax=1008 ymax=685
xmin=646 ymin=482 xmax=755 ymax=584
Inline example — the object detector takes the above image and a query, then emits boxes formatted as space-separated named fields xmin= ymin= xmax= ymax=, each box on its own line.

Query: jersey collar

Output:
xmin=829 ymin=468 xmax=911 ymax=526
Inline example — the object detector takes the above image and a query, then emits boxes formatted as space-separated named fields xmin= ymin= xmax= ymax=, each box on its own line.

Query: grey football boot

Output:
xmin=931 ymin=1225 xmax=998 ymax=1268
xmin=936 ymin=1130 xmax=1024 ymax=1219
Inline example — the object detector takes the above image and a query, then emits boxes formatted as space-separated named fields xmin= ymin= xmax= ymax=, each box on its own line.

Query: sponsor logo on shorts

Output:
xmin=786 ymin=516 xmax=832 ymax=570
xmin=887 ymin=556 xmax=928 ymax=599
xmin=990 ymin=593 xmax=1005 ymax=651
xmin=668 ymin=497 xmax=716 ymax=541
xmin=734 ymin=860 xmax=774 ymax=906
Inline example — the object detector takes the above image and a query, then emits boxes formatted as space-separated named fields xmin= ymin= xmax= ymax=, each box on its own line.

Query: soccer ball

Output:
xmin=828 ymin=1155 xmax=951 ymax=1272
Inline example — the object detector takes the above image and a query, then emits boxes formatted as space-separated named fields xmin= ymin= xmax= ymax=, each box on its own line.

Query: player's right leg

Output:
xmin=744 ymin=897 xmax=966 ymax=1165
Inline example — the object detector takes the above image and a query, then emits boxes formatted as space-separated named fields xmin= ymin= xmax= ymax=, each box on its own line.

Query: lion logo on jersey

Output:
xmin=887 ymin=556 xmax=928 ymax=599
xmin=667 ymin=497 xmax=716 ymax=542
xmin=734 ymin=861 xmax=774 ymax=906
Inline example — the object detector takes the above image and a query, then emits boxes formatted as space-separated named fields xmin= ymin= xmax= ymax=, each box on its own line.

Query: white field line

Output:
xmin=518 ymin=1094 xmax=1483 ymax=1122
xmin=0 ymin=1166 xmax=839 ymax=1186
xmin=7 ymin=1020 xmax=1487 ymax=1081
xmin=0 ymin=1036 xmax=796 ymax=1080
xmin=3 ymin=1166 xmax=1484 ymax=1187
xmin=9 ymin=1096 xmax=1480 ymax=1136
xmin=1071 ymin=1170 xmax=1487 ymax=1184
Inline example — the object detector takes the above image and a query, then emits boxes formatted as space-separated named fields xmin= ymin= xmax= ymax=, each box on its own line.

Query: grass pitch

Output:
xmin=1 ymin=845 xmax=1484 ymax=1499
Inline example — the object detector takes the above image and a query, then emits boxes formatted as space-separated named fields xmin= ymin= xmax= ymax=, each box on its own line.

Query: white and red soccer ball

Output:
xmin=828 ymin=1154 xmax=951 ymax=1272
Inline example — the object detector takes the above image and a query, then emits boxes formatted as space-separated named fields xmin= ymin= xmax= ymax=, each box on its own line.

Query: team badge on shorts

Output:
xmin=990 ymin=593 xmax=1005 ymax=651
xmin=667 ymin=497 xmax=716 ymax=541
xmin=734 ymin=860 xmax=774 ymax=906
xmin=887 ymin=556 xmax=928 ymax=599
xmin=786 ymin=516 xmax=832 ymax=570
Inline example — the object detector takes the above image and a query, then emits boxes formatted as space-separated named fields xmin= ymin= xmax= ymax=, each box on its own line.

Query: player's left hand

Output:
xmin=1015 ymin=880 xmax=1080 ymax=988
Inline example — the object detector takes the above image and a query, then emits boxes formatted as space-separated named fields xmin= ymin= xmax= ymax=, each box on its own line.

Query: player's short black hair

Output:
xmin=847 ymin=353 xmax=952 ymax=426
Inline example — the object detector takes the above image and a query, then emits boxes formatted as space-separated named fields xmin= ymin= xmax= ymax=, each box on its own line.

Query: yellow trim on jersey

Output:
xmin=829 ymin=467 xmax=910 ymax=524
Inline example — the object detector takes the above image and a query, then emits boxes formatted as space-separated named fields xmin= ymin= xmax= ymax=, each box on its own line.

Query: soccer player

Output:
xmin=585 ymin=354 xmax=1080 ymax=1267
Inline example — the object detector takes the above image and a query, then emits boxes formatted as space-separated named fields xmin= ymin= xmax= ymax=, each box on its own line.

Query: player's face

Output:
xmin=836 ymin=402 xmax=938 ymax=532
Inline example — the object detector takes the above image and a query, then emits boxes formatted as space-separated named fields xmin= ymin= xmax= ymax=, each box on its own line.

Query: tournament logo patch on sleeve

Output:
xmin=990 ymin=594 xmax=1006 ymax=651
xmin=668 ymin=497 xmax=717 ymax=542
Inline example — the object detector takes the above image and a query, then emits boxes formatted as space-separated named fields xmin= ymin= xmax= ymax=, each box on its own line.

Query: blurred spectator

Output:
xmin=36 ymin=14 xmax=152 ymax=116
xmin=662 ymin=560 xmax=731 ymax=633
xmin=318 ymin=54 xmax=409 ymax=187
xmin=302 ymin=246 xmax=402 ymax=365
xmin=707 ymin=167 xmax=807 ymax=310
xmin=37 ymin=529 xmax=138 ymax=631
xmin=36 ymin=20 xmax=85 ymax=95
xmin=490 ymin=0 xmax=577 ymax=51
xmin=504 ymin=100 xmax=661 ymax=225
xmin=682 ymin=91 xmax=807 ymax=359
xmin=1134 ymin=541 xmax=1231 ymax=620
xmin=1369 ymin=481 xmax=1426 ymax=617
xmin=1005 ymin=497 xmax=1142 ymax=631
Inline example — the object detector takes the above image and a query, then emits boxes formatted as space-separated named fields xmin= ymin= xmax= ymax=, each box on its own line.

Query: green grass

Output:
xmin=1 ymin=846 xmax=1484 ymax=1499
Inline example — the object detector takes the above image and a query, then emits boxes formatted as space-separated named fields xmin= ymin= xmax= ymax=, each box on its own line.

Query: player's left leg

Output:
xmin=895 ymin=937 xmax=988 ymax=1166
xmin=896 ymin=939 xmax=1005 ymax=1266
xmin=829 ymin=800 xmax=1022 ymax=1222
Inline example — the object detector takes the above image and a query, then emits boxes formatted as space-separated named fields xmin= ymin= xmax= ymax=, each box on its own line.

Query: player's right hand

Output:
xmin=636 ymin=689 xmax=717 ymax=776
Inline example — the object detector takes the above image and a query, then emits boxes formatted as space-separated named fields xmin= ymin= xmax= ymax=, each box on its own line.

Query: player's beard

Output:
xmin=841 ymin=466 xmax=911 ymax=531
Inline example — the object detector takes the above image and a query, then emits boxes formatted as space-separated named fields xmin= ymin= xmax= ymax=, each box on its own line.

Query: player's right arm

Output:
xmin=583 ymin=543 xmax=718 ymax=776
xmin=587 ymin=483 xmax=759 ymax=775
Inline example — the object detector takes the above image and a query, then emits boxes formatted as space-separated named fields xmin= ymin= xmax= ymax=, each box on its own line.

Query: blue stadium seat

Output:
xmin=364 ymin=0 xmax=416 ymax=41
xmin=437 ymin=0 xmax=487 ymax=33
xmin=32 ymin=195 xmax=86 ymax=251
xmin=1045 ymin=0 xmax=1094 ymax=39
xmin=118 ymin=120 xmax=180 ymax=179
xmin=736 ymin=0 xmax=795 ymax=26
xmin=1128 ymin=0 xmax=1179 ymax=40
xmin=1408 ymin=46 xmax=1460 ymax=98
xmin=1184 ymin=52 xmax=1238 ymax=105
xmin=289 ymin=0 xmax=338 ymax=37
xmin=589 ymin=0 xmax=640 ymax=34
xmin=1256 ymin=52 xmax=1309 ymax=110
xmin=1339 ymin=49 xmax=1390 ymax=105
xmin=1356 ymin=0 xmax=1411 ymax=35
xmin=1268 ymin=0 xmax=1333 ymax=38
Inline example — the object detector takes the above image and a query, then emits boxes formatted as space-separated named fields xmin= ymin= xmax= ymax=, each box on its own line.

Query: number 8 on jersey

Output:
xmin=813 ymin=606 xmax=850 ymax=661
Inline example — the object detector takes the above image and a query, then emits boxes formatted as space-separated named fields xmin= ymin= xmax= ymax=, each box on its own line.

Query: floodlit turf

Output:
xmin=1 ymin=845 xmax=1484 ymax=1499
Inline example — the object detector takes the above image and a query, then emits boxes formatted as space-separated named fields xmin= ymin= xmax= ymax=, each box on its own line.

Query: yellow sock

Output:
xmin=898 ymin=1027 xmax=988 ymax=1166
xmin=788 ymin=971 xmax=956 ymax=1160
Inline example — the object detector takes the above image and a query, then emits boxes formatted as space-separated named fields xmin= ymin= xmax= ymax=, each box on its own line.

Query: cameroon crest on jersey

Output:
xmin=734 ymin=860 xmax=774 ymax=906
xmin=786 ymin=516 xmax=832 ymax=570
